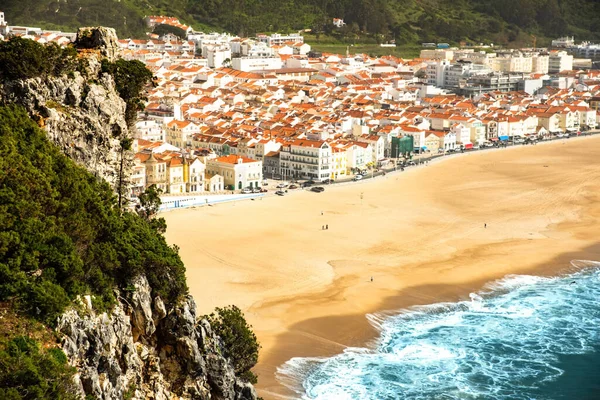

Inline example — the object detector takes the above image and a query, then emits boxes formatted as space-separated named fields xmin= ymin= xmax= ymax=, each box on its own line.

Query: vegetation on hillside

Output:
xmin=0 ymin=335 xmax=77 ymax=400
xmin=100 ymin=58 xmax=154 ymax=128
xmin=0 ymin=105 xmax=187 ymax=324
xmin=0 ymin=37 xmax=82 ymax=82
xmin=0 ymin=307 xmax=77 ymax=400
xmin=153 ymin=23 xmax=188 ymax=39
xmin=2 ymin=0 xmax=599 ymax=46
xmin=206 ymin=306 xmax=261 ymax=384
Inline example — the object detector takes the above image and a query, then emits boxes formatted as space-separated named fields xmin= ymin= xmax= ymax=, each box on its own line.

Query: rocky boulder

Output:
xmin=76 ymin=27 xmax=121 ymax=62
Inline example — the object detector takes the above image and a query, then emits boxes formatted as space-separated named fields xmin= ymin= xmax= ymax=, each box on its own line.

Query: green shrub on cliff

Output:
xmin=101 ymin=59 xmax=154 ymax=128
xmin=207 ymin=305 xmax=261 ymax=384
xmin=0 ymin=336 xmax=77 ymax=399
xmin=0 ymin=105 xmax=187 ymax=324
xmin=0 ymin=37 xmax=81 ymax=82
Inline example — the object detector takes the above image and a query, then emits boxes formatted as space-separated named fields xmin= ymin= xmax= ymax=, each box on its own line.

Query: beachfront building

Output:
xmin=423 ymin=132 xmax=441 ymax=153
xmin=451 ymin=123 xmax=471 ymax=147
xmin=279 ymin=139 xmax=332 ymax=181
xmin=531 ymin=111 xmax=562 ymax=133
xmin=205 ymin=173 xmax=224 ymax=192
xmin=206 ymin=155 xmax=263 ymax=190
xmin=263 ymin=151 xmax=281 ymax=178
xmin=433 ymin=130 xmax=457 ymax=151
xmin=331 ymin=147 xmax=348 ymax=179
xmin=399 ymin=125 xmax=426 ymax=151
xmin=186 ymin=158 xmax=206 ymax=193
xmin=344 ymin=141 xmax=373 ymax=172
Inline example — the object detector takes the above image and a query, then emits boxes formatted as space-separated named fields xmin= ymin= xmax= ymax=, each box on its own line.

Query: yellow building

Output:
xmin=331 ymin=147 xmax=347 ymax=179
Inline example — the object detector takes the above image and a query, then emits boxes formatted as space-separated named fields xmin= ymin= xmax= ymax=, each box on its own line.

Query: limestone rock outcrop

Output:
xmin=57 ymin=275 xmax=257 ymax=400
xmin=0 ymin=69 xmax=128 ymax=191
xmin=75 ymin=26 xmax=121 ymax=61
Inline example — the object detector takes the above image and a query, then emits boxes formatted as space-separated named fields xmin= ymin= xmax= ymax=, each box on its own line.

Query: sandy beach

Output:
xmin=164 ymin=135 xmax=600 ymax=399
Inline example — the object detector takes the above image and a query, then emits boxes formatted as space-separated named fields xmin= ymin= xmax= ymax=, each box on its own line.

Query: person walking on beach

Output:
xmin=326 ymin=224 xmax=329 ymax=230
xmin=371 ymin=276 xmax=373 ymax=282
xmin=484 ymin=223 xmax=487 ymax=229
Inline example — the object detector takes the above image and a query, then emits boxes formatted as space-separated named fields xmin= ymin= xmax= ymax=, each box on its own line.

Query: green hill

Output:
xmin=2 ymin=0 xmax=599 ymax=47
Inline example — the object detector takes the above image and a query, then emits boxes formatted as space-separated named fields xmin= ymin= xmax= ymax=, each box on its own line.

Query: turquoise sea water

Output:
xmin=278 ymin=261 xmax=600 ymax=400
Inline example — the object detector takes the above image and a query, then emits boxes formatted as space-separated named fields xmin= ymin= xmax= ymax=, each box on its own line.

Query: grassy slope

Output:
xmin=2 ymin=0 xmax=599 ymax=46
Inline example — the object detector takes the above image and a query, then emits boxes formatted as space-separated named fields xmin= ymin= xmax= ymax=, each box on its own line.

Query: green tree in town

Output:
xmin=153 ymin=23 xmax=187 ymax=39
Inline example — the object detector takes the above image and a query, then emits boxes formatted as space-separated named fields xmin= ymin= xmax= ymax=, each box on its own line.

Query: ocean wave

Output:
xmin=278 ymin=262 xmax=600 ymax=399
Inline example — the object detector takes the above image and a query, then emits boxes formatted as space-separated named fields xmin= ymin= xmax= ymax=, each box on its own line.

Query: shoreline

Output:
xmin=163 ymin=135 xmax=600 ymax=399
xmin=265 ymin=244 xmax=600 ymax=399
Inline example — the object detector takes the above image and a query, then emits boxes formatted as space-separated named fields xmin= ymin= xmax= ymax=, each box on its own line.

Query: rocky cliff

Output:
xmin=0 ymin=27 xmax=257 ymax=400
xmin=0 ymin=27 xmax=128 ymax=191
xmin=58 ymin=276 xmax=256 ymax=400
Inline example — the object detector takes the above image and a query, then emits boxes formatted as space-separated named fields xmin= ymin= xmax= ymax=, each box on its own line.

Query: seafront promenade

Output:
xmin=159 ymin=130 xmax=599 ymax=213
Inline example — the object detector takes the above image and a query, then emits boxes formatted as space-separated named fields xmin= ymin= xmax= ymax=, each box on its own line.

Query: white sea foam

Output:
xmin=278 ymin=262 xmax=600 ymax=399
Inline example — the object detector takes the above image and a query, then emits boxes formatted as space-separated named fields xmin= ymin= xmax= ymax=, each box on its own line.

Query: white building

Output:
xmin=205 ymin=45 xmax=232 ymax=68
xmin=257 ymin=33 xmax=304 ymax=47
xmin=188 ymin=32 xmax=237 ymax=49
xmin=549 ymin=51 xmax=573 ymax=73
xmin=279 ymin=139 xmax=332 ymax=181
xmin=206 ymin=155 xmax=263 ymax=190
xmin=136 ymin=120 xmax=165 ymax=142
xmin=531 ymin=55 xmax=549 ymax=74
xmin=425 ymin=60 xmax=490 ymax=89
xmin=333 ymin=18 xmax=346 ymax=28
xmin=232 ymin=57 xmax=283 ymax=72
xmin=552 ymin=37 xmax=575 ymax=48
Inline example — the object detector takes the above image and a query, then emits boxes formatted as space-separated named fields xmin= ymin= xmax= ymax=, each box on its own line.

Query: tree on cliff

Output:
xmin=0 ymin=37 xmax=80 ymax=82
xmin=101 ymin=59 xmax=154 ymax=128
xmin=100 ymin=58 xmax=153 ymax=209
xmin=0 ymin=105 xmax=187 ymax=324
xmin=207 ymin=306 xmax=261 ymax=384
xmin=137 ymin=185 xmax=167 ymax=233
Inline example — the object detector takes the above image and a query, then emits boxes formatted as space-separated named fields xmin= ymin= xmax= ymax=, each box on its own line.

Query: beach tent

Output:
xmin=499 ymin=135 xmax=509 ymax=141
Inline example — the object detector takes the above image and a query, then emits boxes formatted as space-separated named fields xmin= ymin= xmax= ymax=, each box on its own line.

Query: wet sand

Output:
xmin=164 ymin=135 xmax=600 ymax=399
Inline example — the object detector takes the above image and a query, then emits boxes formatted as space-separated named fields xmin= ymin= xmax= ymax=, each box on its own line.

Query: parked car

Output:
xmin=260 ymin=188 xmax=268 ymax=193
xmin=360 ymin=170 xmax=368 ymax=176
xmin=289 ymin=184 xmax=298 ymax=189
xmin=252 ymin=188 xmax=261 ymax=193
xmin=275 ymin=190 xmax=285 ymax=196
xmin=276 ymin=183 xmax=287 ymax=188
xmin=438 ymin=148 xmax=445 ymax=153
xmin=322 ymin=179 xmax=334 ymax=184
xmin=311 ymin=186 xmax=325 ymax=192
xmin=407 ymin=160 xmax=416 ymax=166
xmin=353 ymin=175 xmax=363 ymax=181
xmin=302 ymin=181 xmax=314 ymax=188
xmin=241 ymin=188 xmax=252 ymax=194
